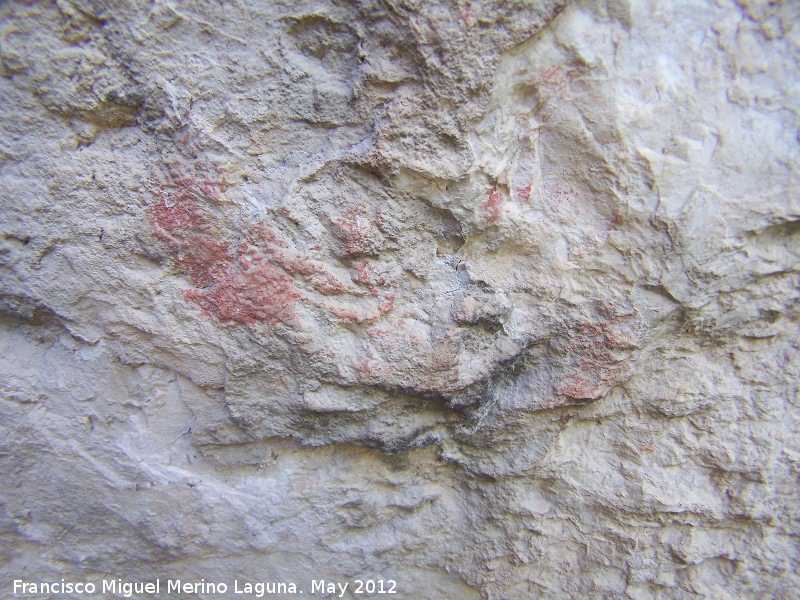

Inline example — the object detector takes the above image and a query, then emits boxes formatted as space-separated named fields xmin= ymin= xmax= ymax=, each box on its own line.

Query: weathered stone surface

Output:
xmin=1 ymin=0 xmax=798 ymax=597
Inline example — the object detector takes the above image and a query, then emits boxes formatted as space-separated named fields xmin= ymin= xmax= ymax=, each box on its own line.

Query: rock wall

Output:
xmin=1 ymin=0 xmax=798 ymax=598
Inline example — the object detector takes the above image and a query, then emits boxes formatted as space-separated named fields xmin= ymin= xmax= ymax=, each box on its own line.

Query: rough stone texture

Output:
xmin=1 ymin=0 xmax=798 ymax=598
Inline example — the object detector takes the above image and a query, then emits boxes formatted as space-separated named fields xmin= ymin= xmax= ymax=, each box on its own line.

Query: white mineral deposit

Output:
xmin=1 ymin=0 xmax=798 ymax=598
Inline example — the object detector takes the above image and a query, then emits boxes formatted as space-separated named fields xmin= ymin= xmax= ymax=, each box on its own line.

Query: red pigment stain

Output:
xmin=555 ymin=314 xmax=639 ymax=400
xmin=555 ymin=184 xmax=579 ymax=204
xmin=147 ymin=172 xmax=231 ymax=288
xmin=148 ymin=169 xmax=396 ymax=327
xmin=351 ymin=355 xmax=396 ymax=385
xmin=379 ymin=292 xmax=395 ymax=315
xmin=367 ymin=318 xmax=404 ymax=339
xmin=185 ymin=262 xmax=297 ymax=326
xmin=483 ymin=186 xmax=505 ymax=222
xmin=353 ymin=261 xmax=379 ymax=296
xmin=518 ymin=183 xmax=533 ymax=202
xmin=250 ymin=223 xmax=387 ymax=307
xmin=322 ymin=304 xmax=375 ymax=324
xmin=332 ymin=205 xmax=383 ymax=257
xmin=531 ymin=64 xmax=587 ymax=102
xmin=251 ymin=223 xmax=394 ymax=325
xmin=553 ymin=184 xmax=589 ymax=218
xmin=306 ymin=273 xmax=350 ymax=295
xmin=459 ymin=0 xmax=473 ymax=28
xmin=147 ymin=170 xmax=299 ymax=326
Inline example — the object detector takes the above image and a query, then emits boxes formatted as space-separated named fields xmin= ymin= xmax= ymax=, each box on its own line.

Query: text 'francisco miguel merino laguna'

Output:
xmin=13 ymin=578 xmax=398 ymax=597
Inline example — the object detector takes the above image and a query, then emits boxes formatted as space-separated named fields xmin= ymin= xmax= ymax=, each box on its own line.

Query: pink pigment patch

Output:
xmin=147 ymin=170 xmax=300 ymax=327
xmin=483 ymin=186 xmax=505 ymax=222
xmin=147 ymin=168 xmax=396 ymax=328
xmin=379 ymin=292 xmax=395 ymax=315
xmin=305 ymin=272 xmax=351 ymax=295
xmin=175 ymin=237 xmax=232 ymax=288
xmin=531 ymin=63 xmax=588 ymax=102
xmin=351 ymin=356 xmax=395 ymax=382
xmin=185 ymin=262 xmax=298 ymax=326
xmin=147 ymin=175 xmax=232 ymax=288
xmin=518 ymin=183 xmax=533 ymax=203
xmin=332 ymin=205 xmax=383 ymax=257
xmin=555 ymin=314 xmax=640 ymax=401
xmin=555 ymin=363 xmax=624 ymax=401
xmin=353 ymin=260 xmax=380 ymax=296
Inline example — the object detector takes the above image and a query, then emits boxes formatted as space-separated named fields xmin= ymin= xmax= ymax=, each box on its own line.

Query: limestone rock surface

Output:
xmin=1 ymin=0 xmax=799 ymax=598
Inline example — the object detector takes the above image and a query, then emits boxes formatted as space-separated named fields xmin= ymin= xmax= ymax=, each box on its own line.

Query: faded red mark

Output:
xmin=518 ymin=183 xmax=533 ymax=203
xmin=639 ymin=444 xmax=654 ymax=454
xmin=358 ymin=316 xmax=461 ymax=394
xmin=185 ymin=261 xmax=298 ymax=326
xmin=147 ymin=167 xmax=395 ymax=327
xmin=483 ymin=186 xmax=505 ymax=222
xmin=306 ymin=272 xmax=350 ymax=295
xmin=379 ymin=292 xmax=395 ymax=315
xmin=146 ymin=170 xmax=231 ymax=288
xmin=366 ymin=317 xmax=405 ymax=340
xmin=240 ymin=222 xmax=392 ymax=325
xmin=552 ymin=183 xmax=625 ymax=226
xmin=459 ymin=0 xmax=474 ymax=28
xmin=332 ymin=204 xmax=384 ymax=257
xmin=554 ymin=184 xmax=581 ymax=209
xmin=555 ymin=314 xmax=639 ymax=400
xmin=531 ymin=64 xmax=588 ymax=102
xmin=147 ymin=171 xmax=300 ymax=326
xmin=353 ymin=260 xmax=379 ymax=296
xmin=352 ymin=355 xmax=395 ymax=378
